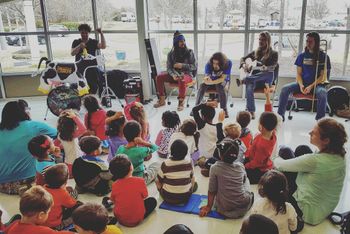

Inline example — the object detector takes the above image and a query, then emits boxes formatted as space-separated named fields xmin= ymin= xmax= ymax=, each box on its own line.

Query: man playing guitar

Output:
xmin=238 ymin=31 xmax=278 ymax=119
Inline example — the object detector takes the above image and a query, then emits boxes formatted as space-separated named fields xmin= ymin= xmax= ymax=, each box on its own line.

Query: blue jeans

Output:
xmin=277 ymin=82 xmax=327 ymax=120
xmin=245 ymin=72 xmax=274 ymax=112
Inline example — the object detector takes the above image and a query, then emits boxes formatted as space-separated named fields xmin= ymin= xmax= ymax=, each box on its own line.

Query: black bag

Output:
xmin=104 ymin=70 xmax=129 ymax=98
xmin=327 ymin=86 xmax=349 ymax=116
xmin=329 ymin=211 xmax=350 ymax=234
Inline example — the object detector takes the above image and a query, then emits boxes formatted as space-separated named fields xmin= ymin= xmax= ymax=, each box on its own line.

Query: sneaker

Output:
xmin=108 ymin=216 xmax=118 ymax=225
xmin=102 ymin=197 xmax=114 ymax=210
xmin=201 ymin=168 xmax=210 ymax=177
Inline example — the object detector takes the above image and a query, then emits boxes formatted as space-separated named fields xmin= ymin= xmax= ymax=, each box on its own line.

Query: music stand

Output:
xmin=98 ymin=54 xmax=124 ymax=108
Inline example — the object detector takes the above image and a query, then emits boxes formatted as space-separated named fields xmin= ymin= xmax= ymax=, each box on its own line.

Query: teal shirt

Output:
xmin=274 ymin=153 xmax=345 ymax=225
xmin=116 ymin=144 xmax=158 ymax=177
xmin=0 ymin=120 xmax=57 ymax=183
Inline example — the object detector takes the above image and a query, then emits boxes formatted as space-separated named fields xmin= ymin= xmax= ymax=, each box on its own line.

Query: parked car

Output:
xmin=121 ymin=12 xmax=136 ymax=22
xmin=6 ymin=34 xmax=46 ymax=46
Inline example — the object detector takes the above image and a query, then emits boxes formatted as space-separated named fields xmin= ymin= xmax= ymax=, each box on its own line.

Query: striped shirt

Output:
xmin=157 ymin=158 xmax=194 ymax=204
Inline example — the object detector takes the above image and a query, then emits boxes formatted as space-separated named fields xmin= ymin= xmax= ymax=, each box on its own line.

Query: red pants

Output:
xmin=155 ymin=72 xmax=193 ymax=99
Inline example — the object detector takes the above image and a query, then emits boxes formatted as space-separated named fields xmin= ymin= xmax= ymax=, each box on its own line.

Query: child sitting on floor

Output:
xmin=199 ymin=138 xmax=254 ymax=219
xmin=155 ymin=111 xmax=180 ymax=158
xmin=251 ymin=170 xmax=302 ymax=234
xmin=82 ymin=95 xmax=107 ymax=141
xmin=72 ymin=203 xmax=122 ymax=234
xmin=240 ymin=214 xmax=279 ymax=234
xmin=192 ymin=102 xmax=218 ymax=159
xmin=236 ymin=111 xmax=253 ymax=155
xmin=72 ymin=136 xmax=113 ymax=195
xmin=156 ymin=139 xmax=197 ymax=204
xmin=5 ymin=186 xmax=73 ymax=234
xmin=124 ymin=102 xmax=150 ymax=141
xmin=28 ymin=135 xmax=62 ymax=185
xmin=108 ymin=155 xmax=157 ymax=227
xmin=199 ymin=110 xmax=246 ymax=177
xmin=244 ymin=111 xmax=278 ymax=184
xmin=116 ymin=121 xmax=159 ymax=184
xmin=57 ymin=110 xmax=86 ymax=172
xmin=105 ymin=111 xmax=127 ymax=163
xmin=43 ymin=164 xmax=81 ymax=230
xmin=168 ymin=119 xmax=200 ymax=163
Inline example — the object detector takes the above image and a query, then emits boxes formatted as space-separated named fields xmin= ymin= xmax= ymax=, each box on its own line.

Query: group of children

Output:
xmin=1 ymin=88 xmax=303 ymax=234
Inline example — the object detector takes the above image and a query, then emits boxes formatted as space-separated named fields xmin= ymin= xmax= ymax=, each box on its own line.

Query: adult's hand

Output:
xmin=206 ymin=100 xmax=218 ymax=108
xmin=79 ymin=42 xmax=86 ymax=49
xmin=304 ymin=85 xmax=313 ymax=94
xmin=299 ymin=84 xmax=305 ymax=94
xmin=173 ymin=63 xmax=183 ymax=69
xmin=96 ymin=28 xmax=102 ymax=34
xmin=203 ymin=76 xmax=213 ymax=85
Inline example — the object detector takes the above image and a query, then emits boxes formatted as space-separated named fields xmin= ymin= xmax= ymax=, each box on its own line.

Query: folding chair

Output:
xmin=287 ymin=91 xmax=331 ymax=120
xmin=166 ymin=76 xmax=197 ymax=108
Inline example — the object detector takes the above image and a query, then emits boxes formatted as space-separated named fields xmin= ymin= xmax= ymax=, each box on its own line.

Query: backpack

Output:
xmin=327 ymin=86 xmax=349 ymax=116
xmin=329 ymin=211 xmax=350 ymax=234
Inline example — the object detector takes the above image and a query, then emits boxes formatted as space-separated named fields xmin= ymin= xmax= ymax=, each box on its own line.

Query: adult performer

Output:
xmin=277 ymin=31 xmax=331 ymax=121
xmin=238 ymin=31 xmax=278 ymax=119
xmin=195 ymin=52 xmax=232 ymax=117
xmin=153 ymin=31 xmax=197 ymax=111
xmin=71 ymin=24 xmax=106 ymax=94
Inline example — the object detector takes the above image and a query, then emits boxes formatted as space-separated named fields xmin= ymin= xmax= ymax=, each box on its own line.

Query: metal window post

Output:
xmin=298 ymin=0 xmax=307 ymax=54
xmin=193 ymin=0 xmax=198 ymax=62
xmin=136 ymin=0 xmax=152 ymax=101
xmin=244 ymin=0 xmax=251 ymax=56
xmin=39 ymin=0 xmax=52 ymax=60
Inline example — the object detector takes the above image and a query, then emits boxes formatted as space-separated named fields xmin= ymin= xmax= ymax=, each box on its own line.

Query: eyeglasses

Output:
xmin=25 ymin=107 xmax=31 ymax=112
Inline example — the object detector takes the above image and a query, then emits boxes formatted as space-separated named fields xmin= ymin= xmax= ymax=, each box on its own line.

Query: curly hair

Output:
xmin=78 ymin=23 xmax=91 ymax=32
xmin=57 ymin=116 xmax=76 ymax=141
xmin=317 ymin=118 xmax=347 ymax=157
xmin=209 ymin=52 xmax=229 ymax=71
xmin=105 ymin=110 xmax=126 ymax=137
xmin=162 ymin=111 xmax=181 ymax=129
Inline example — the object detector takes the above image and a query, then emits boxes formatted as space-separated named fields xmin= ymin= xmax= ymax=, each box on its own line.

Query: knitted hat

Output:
xmin=173 ymin=30 xmax=185 ymax=46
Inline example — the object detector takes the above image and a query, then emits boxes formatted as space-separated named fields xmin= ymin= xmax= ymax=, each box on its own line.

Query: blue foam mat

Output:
xmin=159 ymin=194 xmax=225 ymax=220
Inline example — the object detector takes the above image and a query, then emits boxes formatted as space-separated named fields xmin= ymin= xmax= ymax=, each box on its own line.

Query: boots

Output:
xmin=154 ymin=96 xmax=166 ymax=108
xmin=177 ymin=98 xmax=185 ymax=111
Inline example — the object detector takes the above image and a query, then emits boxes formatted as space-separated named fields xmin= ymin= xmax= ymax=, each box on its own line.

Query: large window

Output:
xmin=198 ymin=0 xmax=246 ymax=31
xmin=96 ymin=0 xmax=137 ymax=31
xmin=1 ymin=0 xmax=350 ymax=79
xmin=250 ymin=0 xmax=302 ymax=30
xmin=147 ymin=0 xmax=194 ymax=30
xmin=198 ymin=34 xmax=245 ymax=72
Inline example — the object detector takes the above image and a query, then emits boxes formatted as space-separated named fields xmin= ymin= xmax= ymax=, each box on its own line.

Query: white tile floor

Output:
xmin=0 ymin=96 xmax=349 ymax=234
